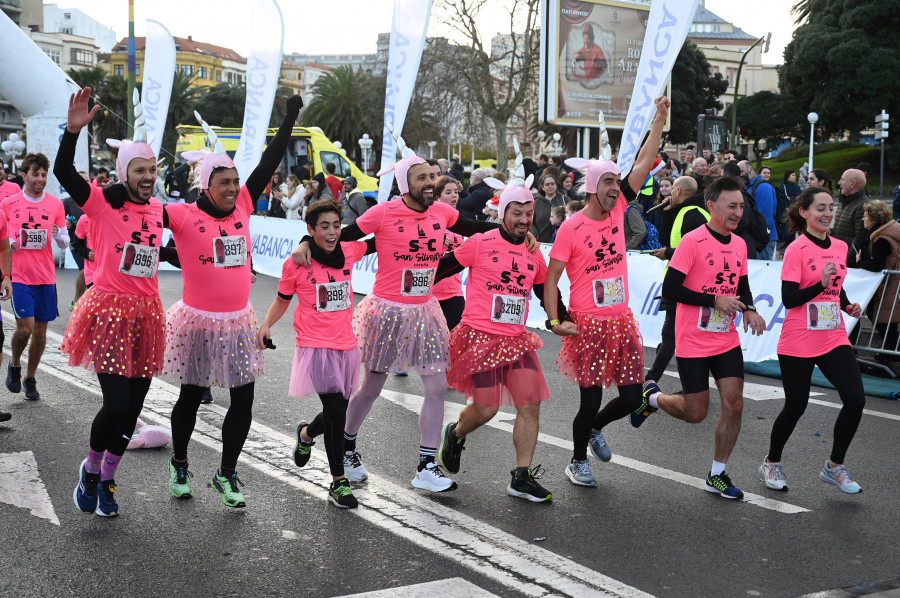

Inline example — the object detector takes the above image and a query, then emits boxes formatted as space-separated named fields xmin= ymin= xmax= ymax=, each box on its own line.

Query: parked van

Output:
xmin=175 ymin=125 xmax=378 ymax=198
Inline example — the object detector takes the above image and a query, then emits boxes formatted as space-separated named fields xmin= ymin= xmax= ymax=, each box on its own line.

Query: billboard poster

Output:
xmin=541 ymin=0 xmax=656 ymax=129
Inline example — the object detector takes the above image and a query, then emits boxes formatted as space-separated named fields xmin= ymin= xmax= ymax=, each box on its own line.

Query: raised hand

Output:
xmin=67 ymin=87 xmax=100 ymax=133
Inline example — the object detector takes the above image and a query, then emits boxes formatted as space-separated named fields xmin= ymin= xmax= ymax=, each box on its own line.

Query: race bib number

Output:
xmin=316 ymin=281 xmax=351 ymax=312
xmin=213 ymin=235 xmax=247 ymax=268
xmin=119 ymin=243 xmax=159 ymax=278
xmin=400 ymin=268 xmax=435 ymax=297
xmin=698 ymin=306 xmax=731 ymax=333
xmin=490 ymin=294 xmax=526 ymax=325
xmin=593 ymin=276 xmax=625 ymax=307
xmin=807 ymin=301 xmax=840 ymax=331
xmin=20 ymin=228 xmax=47 ymax=250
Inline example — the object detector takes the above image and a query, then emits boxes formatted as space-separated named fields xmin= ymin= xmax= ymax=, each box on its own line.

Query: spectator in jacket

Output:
xmin=324 ymin=162 xmax=344 ymax=199
xmin=531 ymin=173 xmax=568 ymax=243
xmin=342 ymin=176 xmax=370 ymax=225
xmin=832 ymin=168 xmax=869 ymax=264
xmin=458 ymin=167 xmax=492 ymax=221
xmin=740 ymin=160 xmax=777 ymax=260
xmin=281 ymin=174 xmax=305 ymax=220
xmin=624 ymin=194 xmax=648 ymax=250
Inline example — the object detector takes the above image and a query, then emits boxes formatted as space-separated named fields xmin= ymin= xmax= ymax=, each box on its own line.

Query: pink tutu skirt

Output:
xmin=448 ymin=324 xmax=550 ymax=407
xmin=352 ymin=294 xmax=449 ymax=375
xmin=558 ymin=308 xmax=644 ymax=388
xmin=61 ymin=287 xmax=165 ymax=378
xmin=289 ymin=346 xmax=361 ymax=399
xmin=162 ymin=300 xmax=264 ymax=388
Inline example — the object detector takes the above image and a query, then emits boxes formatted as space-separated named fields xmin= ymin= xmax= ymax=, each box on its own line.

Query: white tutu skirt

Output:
xmin=289 ymin=346 xmax=361 ymax=399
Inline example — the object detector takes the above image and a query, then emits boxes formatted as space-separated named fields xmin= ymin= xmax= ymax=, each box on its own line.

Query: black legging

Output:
xmin=171 ymin=382 xmax=255 ymax=473
xmin=571 ymin=383 xmax=643 ymax=461
xmin=768 ymin=345 xmax=865 ymax=464
xmin=306 ymin=392 xmax=348 ymax=477
xmin=647 ymin=305 xmax=675 ymax=382
xmin=439 ymin=295 xmax=465 ymax=332
xmin=90 ymin=373 xmax=152 ymax=457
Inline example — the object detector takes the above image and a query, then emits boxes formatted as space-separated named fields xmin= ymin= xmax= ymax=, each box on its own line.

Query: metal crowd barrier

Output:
xmin=853 ymin=269 xmax=900 ymax=378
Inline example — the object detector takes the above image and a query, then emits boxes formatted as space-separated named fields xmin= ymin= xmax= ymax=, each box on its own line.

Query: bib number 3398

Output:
xmin=119 ymin=243 xmax=159 ymax=278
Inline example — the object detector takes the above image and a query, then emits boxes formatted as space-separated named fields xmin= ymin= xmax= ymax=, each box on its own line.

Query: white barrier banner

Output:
xmin=233 ymin=0 xmax=284 ymax=182
xmin=377 ymin=0 xmax=433 ymax=202
xmin=142 ymin=20 xmax=176 ymax=159
xmin=617 ymin=0 xmax=699 ymax=176
xmin=248 ymin=215 xmax=306 ymax=277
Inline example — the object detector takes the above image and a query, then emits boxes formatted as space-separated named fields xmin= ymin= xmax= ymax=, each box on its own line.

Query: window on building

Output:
xmin=726 ymin=67 xmax=737 ymax=88
xmin=1 ymin=109 xmax=10 ymax=123
xmin=216 ymin=70 xmax=221 ymax=82
xmin=319 ymin=151 xmax=352 ymax=177
xmin=135 ymin=64 xmax=140 ymax=76
xmin=225 ymin=72 xmax=232 ymax=84
xmin=180 ymin=64 xmax=194 ymax=75
xmin=45 ymin=49 xmax=61 ymax=65
xmin=198 ymin=66 xmax=207 ymax=79
xmin=70 ymin=48 xmax=93 ymax=66
xmin=714 ymin=24 xmax=721 ymax=32
xmin=61 ymin=27 xmax=73 ymax=34
xmin=64 ymin=12 xmax=71 ymax=19
xmin=114 ymin=64 xmax=124 ymax=77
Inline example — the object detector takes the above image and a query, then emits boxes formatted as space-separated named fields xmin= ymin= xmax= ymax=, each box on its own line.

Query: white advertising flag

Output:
xmin=233 ymin=0 xmax=284 ymax=182
xmin=377 ymin=0 xmax=433 ymax=202
xmin=617 ymin=0 xmax=699 ymax=176
xmin=142 ymin=20 xmax=176 ymax=158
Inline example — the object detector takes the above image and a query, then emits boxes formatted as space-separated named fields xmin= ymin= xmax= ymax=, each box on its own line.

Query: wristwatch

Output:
xmin=744 ymin=305 xmax=757 ymax=312
xmin=545 ymin=319 xmax=560 ymax=329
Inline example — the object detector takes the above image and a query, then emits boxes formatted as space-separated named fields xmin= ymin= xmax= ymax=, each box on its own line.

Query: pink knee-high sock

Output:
xmin=100 ymin=453 xmax=123 ymax=481
xmin=85 ymin=448 xmax=104 ymax=474
xmin=419 ymin=372 xmax=447 ymax=449
xmin=344 ymin=371 xmax=388 ymax=436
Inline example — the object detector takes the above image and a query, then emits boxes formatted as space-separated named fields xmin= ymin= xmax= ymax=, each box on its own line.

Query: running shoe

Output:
xmin=168 ymin=458 xmax=193 ymax=499
xmin=73 ymin=459 xmax=100 ymax=513
xmin=819 ymin=462 xmax=862 ymax=494
xmin=6 ymin=364 xmax=21 ymax=394
xmin=343 ymin=450 xmax=368 ymax=482
xmin=507 ymin=465 xmax=552 ymax=502
xmin=293 ymin=421 xmax=314 ymax=467
xmin=69 ymin=300 xmax=76 ymax=311
xmin=589 ymin=430 xmax=612 ymax=462
xmin=630 ymin=381 xmax=659 ymax=428
xmin=212 ymin=471 xmax=247 ymax=508
xmin=95 ymin=480 xmax=119 ymax=517
xmin=0 ymin=410 xmax=10 ymax=423
xmin=200 ymin=388 xmax=213 ymax=404
xmin=438 ymin=422 xmax=465 ymax=474
xmin=565 ymin=458 xmax=597 ymax=487
xmin=759 ymin=460 xmax=788 ymax=491
xmin=328 ymin=478 xmax=359 ymax=509
xmin=705 ymin=471 xmax=744 ymax=499
xmin=23 ymin=378 xmax=40 ymax=401
xmin=411 ymin=462 xmax=457 ymax=492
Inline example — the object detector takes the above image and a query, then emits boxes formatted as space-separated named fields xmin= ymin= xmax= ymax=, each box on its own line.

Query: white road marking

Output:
xmin=335 ymin=578 xmax=501 ymax=598
xmin=381 ymin=391 xmax=810 ymax=515
xmin=0 ymin=450 xmax=60 ymax=526
xmin=13 ymin=315 xmax=652 ymax=598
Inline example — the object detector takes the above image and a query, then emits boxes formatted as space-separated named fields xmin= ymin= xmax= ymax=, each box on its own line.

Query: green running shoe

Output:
xmin=212 ymin=470 xmax=246 ymax=508
xmin=168 ymin=458 xmax=193 ymax=499
xmin=328 ymin=478 xmax=358 ymax=509
xmin=293 ymin=420 xmax=314 ymax=467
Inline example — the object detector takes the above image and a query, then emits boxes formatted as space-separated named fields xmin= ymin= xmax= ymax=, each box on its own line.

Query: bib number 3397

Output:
xmin=120 ymin=243 xmax=159 ymax=278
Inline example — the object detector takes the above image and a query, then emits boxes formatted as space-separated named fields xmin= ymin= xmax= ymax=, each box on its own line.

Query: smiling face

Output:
xmin=207 ymin=168 xmax=241 ymax=212
xmin=22 ymin=165 xmax=47 ymax=197
xmin=502 ymin=201 xmax=534 ymax=240
xmin=708 ymin=189 xmax=744 ymax=232
xmin=308 ymin=210 xmax=342 ymax=253
xmin=801 ymin=192 xmax=834 ymax=235
xmin=659 ymin=179 xmax=673 ymax=197
xmin=124 ymin=158 xmax=157 ymax=203
xmin=561 ymin=176 xmax=573 ymax=191
xmin=594 ymin=172 xmax=621 ymax=213
xmin=406 ymin=162 xmax=436 ymax=208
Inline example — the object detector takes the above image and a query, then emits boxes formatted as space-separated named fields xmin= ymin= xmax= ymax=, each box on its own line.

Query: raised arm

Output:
xmin=628 ymin=96 xmax=670 ymax=194
xmin=244 ymin=95 xmax=303 ymax=203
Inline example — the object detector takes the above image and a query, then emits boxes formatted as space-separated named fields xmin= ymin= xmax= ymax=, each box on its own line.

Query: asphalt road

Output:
xmin=1 ymin=267 xmax=898 ymax=598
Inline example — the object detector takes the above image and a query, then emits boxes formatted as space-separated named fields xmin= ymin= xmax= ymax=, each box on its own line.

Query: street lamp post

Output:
xmin=358 ymin=134 xmax=373 ymax=173
xmin=1 ymin=133 xmax=26 ymax=174
xmin=427 ymin=140 xmax=436 ymax=159
xmin=536 ymin=131 xmax=545 ymax=160
xmin=552 ymin=132 xmax=562 ymax=155
xmin=807 ymin=112 xmax=818 ymax=172
xmin=730 ymin=33 xmax=771 ymax=146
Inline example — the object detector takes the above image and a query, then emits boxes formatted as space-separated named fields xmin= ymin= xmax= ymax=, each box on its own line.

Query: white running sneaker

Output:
xmin=411 ymin=462 xmax=457 ymax=492
xmin=342 ymin=451 xmax=369 ymax=482
xmin=759 ymin=460 xmax=788 ymax=491
xmin=565 ymin=459 xmax=597 ymax=487
xmin=819 ymin=462 xmax=862 ymax=494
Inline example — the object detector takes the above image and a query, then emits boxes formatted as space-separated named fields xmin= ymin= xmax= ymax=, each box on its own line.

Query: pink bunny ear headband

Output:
xmin=376 ymin=124 xmax=426 ymax=194
xmin=106 ymin=88 xmax=155 ymax=178
xmin=483 ymin=137 xmax=534 ymax=219
xmin=180 ymin=110 xmax=236 ymax=190
xmin=564 ymin=109 xmax=619 ymax=195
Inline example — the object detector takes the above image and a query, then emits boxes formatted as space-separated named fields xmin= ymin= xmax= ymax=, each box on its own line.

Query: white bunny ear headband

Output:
xmin=106 ymin=89 xmax=156 ymax=178
xmin=484 ymin=137 xmax=534 ymax=191
xmin=375 ymin=123 xmax=425 ymax=194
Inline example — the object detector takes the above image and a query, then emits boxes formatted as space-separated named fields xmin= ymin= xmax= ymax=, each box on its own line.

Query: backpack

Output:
xmin=736 ymin=189 xmax=770 ymax=252
xmin=626 ymin=205 xmax=662 ymax=250
xmin=752 ymin=179 xmax=791 ymax=241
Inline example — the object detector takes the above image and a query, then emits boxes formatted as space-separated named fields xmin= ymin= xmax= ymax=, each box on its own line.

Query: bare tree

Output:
xmin=439 ymin=0 xmax=540 ymax=172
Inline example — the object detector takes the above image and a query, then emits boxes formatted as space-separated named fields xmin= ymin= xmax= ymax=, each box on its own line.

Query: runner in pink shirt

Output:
xmin=258 ymin=201 xmax=376 ymax=509
xmin=761 ymin=186 xmax=865 ymax=494
xmin=431 ymin=175 xmax=466 ymax=331
xmin=0 ymin=163 xmax=21 ymax=201
xmin=640 ymin=176 xmax=767 ymax=500
xmin=1 ymin=152 xmax=69 ymax=402
xmin=73 ymin=214 xmax=95 ymax=287
xmin=56 ymin=87 xmax=179 ymax=517
xmin=544 ymin=96 xmax=671 ymax=489
xmin=0 ymin=208 xmax=15 ymax=424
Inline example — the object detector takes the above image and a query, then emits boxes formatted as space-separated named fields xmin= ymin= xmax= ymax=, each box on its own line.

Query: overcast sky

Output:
xmin=52 ymin=0 xmax=793 ymax=63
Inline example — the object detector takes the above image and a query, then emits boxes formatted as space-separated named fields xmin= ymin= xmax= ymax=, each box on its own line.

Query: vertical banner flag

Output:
xmin=142 ymin=20 xmax=176 ymax=158
xmin=377 ymin=0 xmax=433 ymax=202
xmin=233 ymin=0 xmax=284 ymax=182
xmin=617 ymin=0 xmax=699 ymax=176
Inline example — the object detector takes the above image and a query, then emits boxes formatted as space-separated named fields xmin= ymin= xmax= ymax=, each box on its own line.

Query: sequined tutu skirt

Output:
xmin=162 ymin=300 xmax=264 ymax=388
xmin=61 ymin=287 xmax=165 ymax=378
xmin=352 ymin=294 xmax=449 ymax=375
xmin=558 ymin=308 xmax=644 ymax=388
xmin=448 ymin=324 xmax=550 ymax=407
xmin=289 ymin=346 xmax=360 ymax=399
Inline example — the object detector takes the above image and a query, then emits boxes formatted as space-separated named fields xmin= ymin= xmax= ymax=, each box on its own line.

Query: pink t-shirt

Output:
xmin=1 ymin=191 xmax=66 ymax=285
xmin=778 ymin=234 xmax=850 ymax=357
xmin=669 ymin=225 xmax=748 ymax=358
xmin=278 ymin=241 xmax=368 ymax=350
xmin=455 ymin=229 xmax=547 ymax=336
xmin=166 ymin=187 xmax=253 ymax=312
xmin=0 ymin=209 xmax=8 ymax=253
xmin=75 ymin=214 xmax=95 ymax=286
xmin=548 ymin=198 xmax=629 ymax=316
xmin=0 ymin=180 xmax=20 ymax=201
xmin=82 ymin=185 xmax=164 ymax=297
xmin=355 ymin=198 xmax=460 ymax=304
xmin=432 ymin=231 xmax=465 ymax=300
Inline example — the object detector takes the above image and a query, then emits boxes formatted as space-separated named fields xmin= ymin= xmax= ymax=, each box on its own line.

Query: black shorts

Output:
xmin=676 ymin=345 xmax=744 ymax=394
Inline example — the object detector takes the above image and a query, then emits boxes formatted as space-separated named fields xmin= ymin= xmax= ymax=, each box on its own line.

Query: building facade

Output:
xmin=43 ymin=4 xmax=117 ymax=53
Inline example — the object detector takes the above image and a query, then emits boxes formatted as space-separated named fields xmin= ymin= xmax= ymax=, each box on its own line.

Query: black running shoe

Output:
xmin=6 ymin=364 xmax=21 ymax=393
xmin=23 ymin=378 xmax=40 ymax=401
xmin=200 ymin=388 xmax=213 ymax=404
xmin=630 ymin=381 xmax=659 ymax=428
xmin=328 ymin=478 xmax=358 ymax=509
xmin=507 ymin=465 xmax=553 ymax=502
xmin=438 ymin=422 xmax=465 ymax=474
xmin=293 ymin=420 xmax=314 ymax=467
